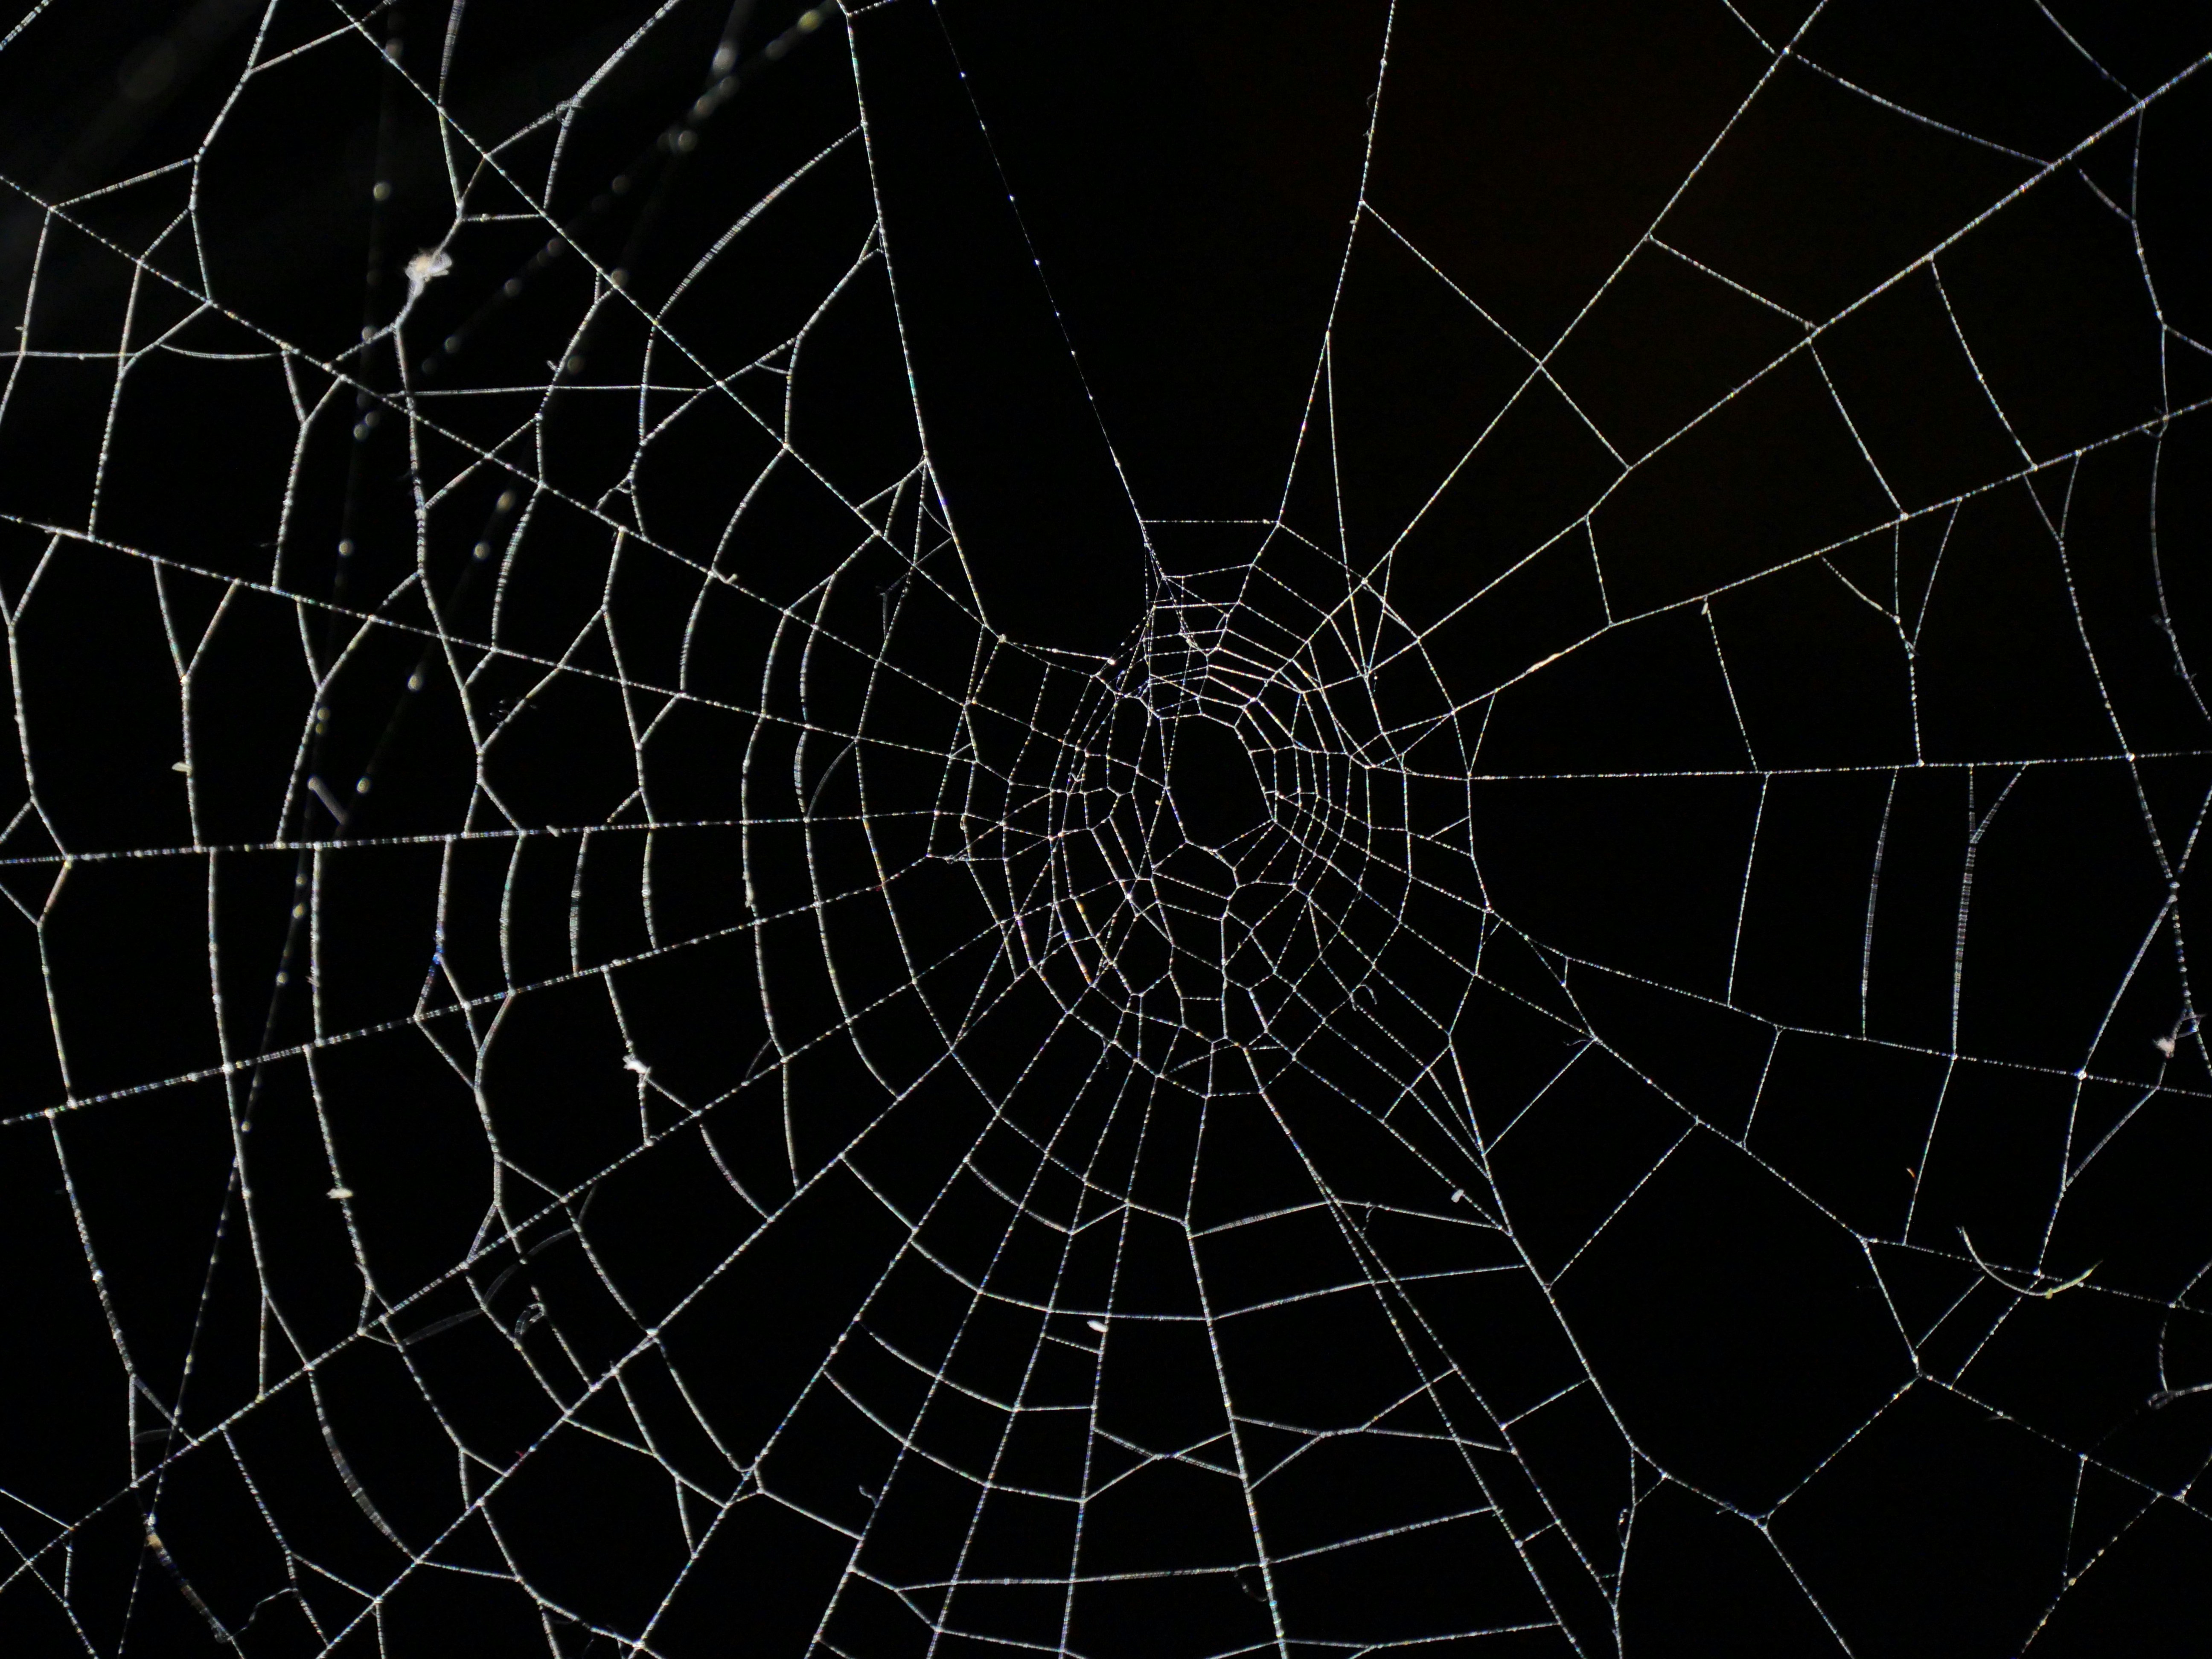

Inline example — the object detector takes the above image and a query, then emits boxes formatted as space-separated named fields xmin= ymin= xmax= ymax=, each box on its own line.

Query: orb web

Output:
xmin=2 ymin=1 xmax=2211 ymax=1655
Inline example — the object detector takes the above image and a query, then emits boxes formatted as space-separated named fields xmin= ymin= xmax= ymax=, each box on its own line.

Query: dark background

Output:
xmin=3 ymin=1 xmax=2212 ymax=1653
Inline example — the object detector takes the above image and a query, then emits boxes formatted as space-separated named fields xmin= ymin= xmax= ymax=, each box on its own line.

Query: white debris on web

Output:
xmin=403 ymin=246 xmax=453 ymax=301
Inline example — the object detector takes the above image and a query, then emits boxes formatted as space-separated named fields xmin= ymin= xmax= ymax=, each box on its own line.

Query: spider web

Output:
xmin=3 ymin=0 xmax=2212 ymax=1653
